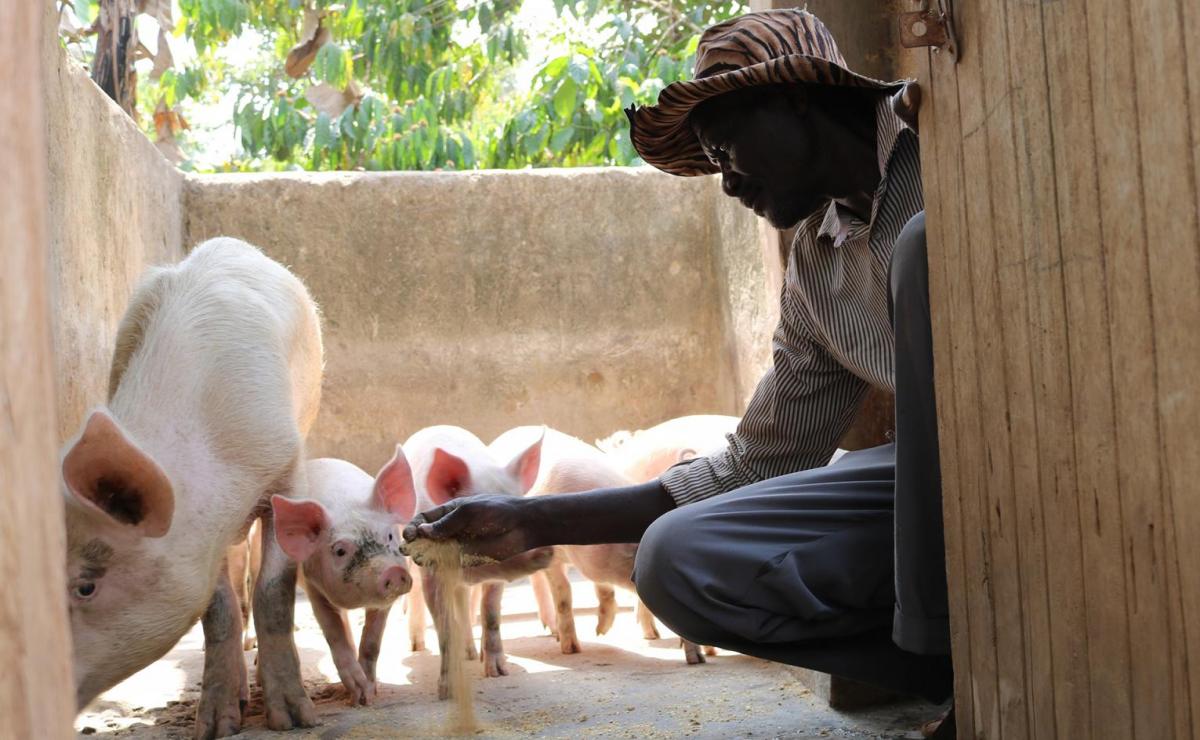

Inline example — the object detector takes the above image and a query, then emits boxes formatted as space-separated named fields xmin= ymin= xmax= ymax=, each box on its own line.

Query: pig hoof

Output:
xmin=437 ymin=678 xmax=450 ymax=701
xmin=411 ymin=637 xmax=426 ymax=652
xmin=464 ymin=643 xmax=479 ymax=661
xmin=560 ymin=636 xmax=582 ymax=654
xmin=704 ymin=645 xmax=717 ymax=657
xmin=339 ymin=663 xmax=375 ymax=706
xmin=642 ymin=625 xmax=661 ymax=640
xmin=242 ymin=635 xmax=258 ymax=651
xmin=264 ymin=689 xmax=318 ymax=731
xmin=483 ymin=652 xmax=509 ymax=677
xmin=682 ymin=640 xmax=706 ymax=665
xmin=194 ymin=689 xmax=242 ymax=739
xmin=596 ymin=614 xmax=616 ymax=636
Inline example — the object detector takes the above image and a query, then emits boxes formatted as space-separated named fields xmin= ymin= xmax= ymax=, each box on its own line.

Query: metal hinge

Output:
xmin=899 ymin=2 xmax=958 ymax=61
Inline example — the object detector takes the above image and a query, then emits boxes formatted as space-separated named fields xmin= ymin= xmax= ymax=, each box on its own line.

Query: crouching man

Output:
xmin=406 ymin=9 xmax=954 ymax=736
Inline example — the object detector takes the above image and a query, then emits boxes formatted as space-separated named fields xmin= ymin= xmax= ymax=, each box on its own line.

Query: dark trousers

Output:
xmin=634 ymin=212 xmax=952 ymax=702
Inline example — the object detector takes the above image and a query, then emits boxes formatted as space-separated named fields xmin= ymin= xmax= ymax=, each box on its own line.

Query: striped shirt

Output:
xmin=661 ymin=95 xmax=923 ymax=507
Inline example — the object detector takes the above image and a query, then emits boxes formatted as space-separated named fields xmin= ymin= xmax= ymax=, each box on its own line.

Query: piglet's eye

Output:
xmin=73 ymin=581 xmax=97 ymax=600
xmin=335 ymin=547 xmax=347 ymax=557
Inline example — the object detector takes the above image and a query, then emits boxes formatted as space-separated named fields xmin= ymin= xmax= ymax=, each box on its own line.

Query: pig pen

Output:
xmin=39 ymin=15 xmax=942 ymax=738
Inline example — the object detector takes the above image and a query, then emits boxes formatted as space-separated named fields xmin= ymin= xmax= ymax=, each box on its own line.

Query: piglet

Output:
xmin=492 ymin=426 xmax=712 ymax=664
xmin=403 ymin=425 xmax=545 ymax=699
xmin=60 ymin=238 xmax=322 ymax=738
xmin=272 ymin=450 xmax=417 ymax=705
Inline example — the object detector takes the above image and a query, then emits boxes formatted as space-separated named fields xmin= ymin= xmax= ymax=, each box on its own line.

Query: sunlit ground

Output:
xmin=76 ymin=573 xmax=936 ymax=739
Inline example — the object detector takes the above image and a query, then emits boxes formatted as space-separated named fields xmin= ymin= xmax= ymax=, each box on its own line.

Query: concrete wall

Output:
xmin=38 ymin=20 xmax=776 ymax=474
xmin=184 ymin=170 xmax=774 ymax=470
xmin=44 ymin=23 xmax=185 ymax=443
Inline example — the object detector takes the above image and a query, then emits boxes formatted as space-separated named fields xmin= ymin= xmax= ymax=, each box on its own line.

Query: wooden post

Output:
xmin=0 ymin=1 xmax=77 ymax=737
xmin=917 ymin=0 xmax=1200 ymax=737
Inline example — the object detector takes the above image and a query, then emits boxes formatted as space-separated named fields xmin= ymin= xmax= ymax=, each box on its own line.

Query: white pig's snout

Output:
xmin=378 ymin=565 xmax=412 ymax=597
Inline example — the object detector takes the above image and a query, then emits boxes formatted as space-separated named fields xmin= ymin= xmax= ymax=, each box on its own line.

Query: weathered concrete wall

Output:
xmin=184 ymin=169 xmax=775 ymax=470
xmin=36 ymin=23 xmax=777 ymax=474
xmin=44 ymin=29 xmax=185 ymax=443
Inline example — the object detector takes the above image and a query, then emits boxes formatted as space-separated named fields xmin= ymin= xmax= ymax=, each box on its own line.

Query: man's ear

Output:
xmin=62 ymin=410 xmax=175 ymax=538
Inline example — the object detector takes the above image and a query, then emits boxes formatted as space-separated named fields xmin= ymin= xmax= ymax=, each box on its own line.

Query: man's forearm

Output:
xmin=525 ymin=480 xmax=676 ymax=546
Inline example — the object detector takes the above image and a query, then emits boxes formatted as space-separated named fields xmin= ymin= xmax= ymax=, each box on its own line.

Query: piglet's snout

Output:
xmin=379 ymin=565 xmax=412 ymax=598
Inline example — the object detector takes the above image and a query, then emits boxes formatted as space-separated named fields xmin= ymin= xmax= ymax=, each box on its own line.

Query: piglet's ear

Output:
xmin=374 ymin=445 xmax=416 ymax=522
xmin=62 ymin=409 xmax=175 ymax=538
xmin=506 ymin=429 xmax=543 ymax=494
xmin=426 ymin=448 xmax=470 ymax=506
xmin=271 ymin=495 xmax=330 ymax=562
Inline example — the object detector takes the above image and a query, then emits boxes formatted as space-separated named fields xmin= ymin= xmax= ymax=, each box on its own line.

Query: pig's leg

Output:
xmin=543 ymin=560 xmax=580 ymax=654
xmin=530 ymin=570 xmax=558 ymax=637
xmin=226 ymin=540 xmax=252 ymax=645
xmin=422 ymin=568 xmax=455 ymax=701
xmin=408 ymin=566 xmax=428 ymax=652
xmin=461 ymin=585 xmax=479 ymax=660
xmin=358 ymin=606 xmax=391 ymax=687
xmin=245 ymin=521 xmax=262 ymax=649
xmin=253 ymin=507 xmax=318 ymax=730
xmin=480 ymin=582 xmax=508 ymax=677
xmin=309 ymin=589 xmax=374 ymax=706
xmin=595 ymin=584 xmax=617 ymax=636
xmin=636 ymin=597 xmax=661 ymax=640
xmin=195 ymin=563 xmax=248 ymax=740
xmin=468 ymin=583 xmax=482 ymax=628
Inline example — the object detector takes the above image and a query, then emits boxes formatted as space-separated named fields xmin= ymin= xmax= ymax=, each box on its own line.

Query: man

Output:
xmin=405 ymin=8 xmax=954 ymax=733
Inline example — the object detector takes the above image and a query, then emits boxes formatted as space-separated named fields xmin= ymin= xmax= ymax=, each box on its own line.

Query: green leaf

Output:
xmin=552 ymin=78 xmax=577 ymax=120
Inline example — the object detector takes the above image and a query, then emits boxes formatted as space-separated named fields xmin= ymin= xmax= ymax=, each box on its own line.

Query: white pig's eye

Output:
xmin=72 ymin=581 xmax=97 ymax=601
xmin=332 ymin=539 xmax=355 ymax=559
xmin=335 ymin=546 xmax=347 ymax=557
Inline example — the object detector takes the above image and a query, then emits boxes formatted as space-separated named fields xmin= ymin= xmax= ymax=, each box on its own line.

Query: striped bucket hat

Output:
xmin=626 ymin=9 xmax=906 ymax=176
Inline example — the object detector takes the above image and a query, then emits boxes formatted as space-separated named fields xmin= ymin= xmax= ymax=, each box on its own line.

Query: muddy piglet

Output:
xmin=272 ymin=449 xmax=417 ymax=705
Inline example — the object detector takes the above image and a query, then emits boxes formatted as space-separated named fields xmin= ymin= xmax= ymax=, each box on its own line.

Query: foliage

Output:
xmin=61 ymin=0 xmax=745 ymax=171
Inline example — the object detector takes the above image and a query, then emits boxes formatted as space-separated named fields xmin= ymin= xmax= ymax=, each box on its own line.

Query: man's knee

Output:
xmin=634 ymin=507 xmax=701 ymax=631
xmin=890 ymin=211 xmax=927 ymax=300
xmin=889 ymin=212 xmax=928 ymax=324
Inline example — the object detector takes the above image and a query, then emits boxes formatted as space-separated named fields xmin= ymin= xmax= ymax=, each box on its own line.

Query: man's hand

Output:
xmin=402 ymin=495 xmax=542 ymax=563
xmin=402 ymin=481 xmax=676 ymax=561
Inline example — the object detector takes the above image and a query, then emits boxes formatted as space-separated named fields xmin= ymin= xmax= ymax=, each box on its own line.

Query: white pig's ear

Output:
xmin=426 ymin=448 xmax=471 ymax=506
xmin=62 ymin=409 xmax=175 ymax=538
xmin=373 ymin=445 xmax=416 ymax=522
xmin=505 ymin=428 xmax=543 ymax=495
xmin=271 ymin=495 xmax=330 ymax=562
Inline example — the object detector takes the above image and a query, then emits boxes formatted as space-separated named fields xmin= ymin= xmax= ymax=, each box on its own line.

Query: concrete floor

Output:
xmin=76 ymin=576 xmax=941 ymax=739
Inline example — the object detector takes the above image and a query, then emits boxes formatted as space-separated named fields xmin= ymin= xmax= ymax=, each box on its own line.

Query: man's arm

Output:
xmin=403 ymin=481 xmax=674 ymax=562
xmin=660 ymin=282 xmax=869 ymax=507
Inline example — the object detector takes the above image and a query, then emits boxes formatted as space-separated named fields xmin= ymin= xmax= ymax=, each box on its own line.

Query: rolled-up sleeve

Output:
xmin=660 ymin=283 xmax=869 ymax=507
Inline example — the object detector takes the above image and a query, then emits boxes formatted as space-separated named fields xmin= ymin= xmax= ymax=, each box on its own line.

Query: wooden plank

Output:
xmin=0 ymin=1 xmax=76 ymax=738
xmin=1037 ymin=2 xmax=1142 ymax=738
xmin=1129 ymin=0 xmax=1200 ymax=734
xmin=948 ymin=2 xmax=1030 ymax=736
xmin=1001 ymin=2 xmax=1094 ymax=737
xmin=913 ymin=38 xmax=976 ymax=740
xmin=1178 ymin=0 xmax=1200 ymax=728
xmin=972 ymin=0 xmax=1061 ymax=735
xmin=926 ymin=25 xmax=1005 ymax=738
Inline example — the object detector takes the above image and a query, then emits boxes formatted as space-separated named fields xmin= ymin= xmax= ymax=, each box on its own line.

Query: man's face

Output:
xmin=690 ymin=87 xmax=831 ymax=229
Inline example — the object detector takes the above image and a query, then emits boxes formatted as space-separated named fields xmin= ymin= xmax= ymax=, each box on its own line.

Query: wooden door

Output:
xmin=916 ymin=0 xmax=1200 ymax=737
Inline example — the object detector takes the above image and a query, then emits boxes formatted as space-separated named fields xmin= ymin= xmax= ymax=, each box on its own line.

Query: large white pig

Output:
xmin=271 ymin=452 xmax=416 ymax=706
xmin=490 ymin=426 xmax=711 ymax=664
xmin=402 ymin=425 xmax=544 ymax=699
xmin=596 ymin=414 xmax=741 ymax=482
xmin=60 ymin=238 xmax=322 ymax=738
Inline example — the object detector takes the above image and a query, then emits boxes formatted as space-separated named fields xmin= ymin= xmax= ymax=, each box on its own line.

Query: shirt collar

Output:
xmin=816 ymin=93 xmax=914 ymax=247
